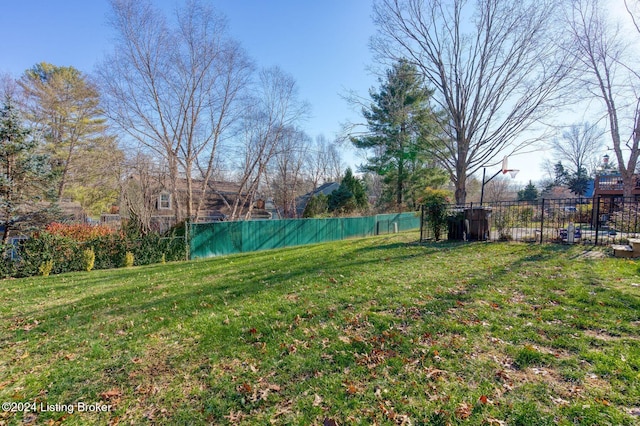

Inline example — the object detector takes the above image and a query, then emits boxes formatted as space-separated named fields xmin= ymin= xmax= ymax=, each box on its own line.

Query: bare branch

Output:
xmin=372 ymin=0 xmax=570 ymax=203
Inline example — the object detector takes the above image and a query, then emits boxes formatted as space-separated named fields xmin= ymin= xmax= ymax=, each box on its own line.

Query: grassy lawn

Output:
xmin=1 ymin=231 xmax=639 ymax=425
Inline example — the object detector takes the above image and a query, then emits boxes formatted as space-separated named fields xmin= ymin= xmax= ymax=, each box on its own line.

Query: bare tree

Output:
xmin=226 ymin=67 xmax=309 ymax=220
xmin=267 ymin=129 xmax=311 ymax=218
xmin=371 ymin=0 xmax=570 ymax=204
xmin=566 ymin=0 xmax=640 ymax=197
xmin=482 ymin=176 xmax=516 ymax=202
xmin=120 ymin=152 xmax=167 ymax=234
xmin=550 ymin=122 xmax=604 ymax=176
xmin=0 ymin=74 xmax=18 ymax=100
xmin=99 ymin=0 xmax=253 ymax=222
xmin=305 ymin=134 xmax=344 ymax=190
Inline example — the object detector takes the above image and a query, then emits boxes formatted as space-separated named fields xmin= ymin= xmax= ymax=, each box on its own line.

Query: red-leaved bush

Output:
xmin=45 ymin=223 xmax=116 ymax=242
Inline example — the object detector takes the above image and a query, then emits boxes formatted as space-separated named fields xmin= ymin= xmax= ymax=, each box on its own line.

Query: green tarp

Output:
xmin=189 ymin=212 xmax=420 ymax=259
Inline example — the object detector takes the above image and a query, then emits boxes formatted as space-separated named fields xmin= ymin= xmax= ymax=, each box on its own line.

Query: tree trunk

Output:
xmin=455 ymin=160 xmax=467 ymax=205
xmin=1 ymin=213 xmax=9 ymax=245
xmin=397 ymin=159 xmax=404 ymax=210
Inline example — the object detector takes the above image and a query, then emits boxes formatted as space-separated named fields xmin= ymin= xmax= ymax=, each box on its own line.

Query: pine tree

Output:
xmin=19 ymin=63 xmax=122 ymax=215
xmin=517 ymin=181 xmax=539 ymax=202
xmin=328 ymin=168 xmax=368 ymax=214
xmin=0 ymin=96 xmax=56 ymax=244
xmin=351 ymin=60 xmax=445 ymax=210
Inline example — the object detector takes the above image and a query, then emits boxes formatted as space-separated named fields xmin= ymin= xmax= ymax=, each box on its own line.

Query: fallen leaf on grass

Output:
xmin=455 ymin=402 xmax=472 ymax=419
xmin=269 ymin=401 xmax=293 ymax=423
xmin=323 ymin=418 xmax=339 ymax=426
xmin=224 ymin=411 xmax=245 ymax=422
xmin=424 ymin=367 xmax=447 ymax=379
xmin=237 ymin=383 xmax=252 ymax=394
xmin=486 ymin=418 xmax=507 ymax=426
xmin=551 ymin=396 xmax=570 ymax=406
xmin=313 ymin=394 xmax=323 ymax=407
xmin=479 ymin=395 xmax=494 ymax=405
xmin=100 ymin=389 xmax=122 ymax=400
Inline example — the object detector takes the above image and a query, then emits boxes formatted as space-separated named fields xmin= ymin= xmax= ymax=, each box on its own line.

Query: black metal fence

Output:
xmin=420 ymin=196 xmax=640 ymax=246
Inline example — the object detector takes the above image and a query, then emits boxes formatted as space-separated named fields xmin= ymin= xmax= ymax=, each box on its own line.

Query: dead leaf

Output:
xmin=425 ymin=367 xmax=447 ymax=379
xmin=313 ymin=393 xmax=323 ymax=407
xmin=323 ymin=418 xmax=339 ymax=426
xmin=224 ymin=411 xmax=245 ymax=422
xmin=100 ymin=389 xmax=122 ymax=400
xmin=551 ymin=396 xmax=569 ymax=406
xmin=455 ymin=402 xmax=472 ymax=419
xmin=344 ymin=382 xmax=358 ymax=395
xmin=486 ymin=418 xmax=507 ymax=426
xmin=238 ymin=383 xmax=252 ymax=394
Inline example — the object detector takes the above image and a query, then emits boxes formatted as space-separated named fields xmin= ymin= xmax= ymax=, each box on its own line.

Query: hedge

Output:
xmin=2 ymin=225 xmax=186 ymax=278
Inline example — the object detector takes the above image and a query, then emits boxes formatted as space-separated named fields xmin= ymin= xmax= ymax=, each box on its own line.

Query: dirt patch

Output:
xmin=575 ymin=250 xmax=607 ymax=260
xmin=582 ymin=329 xmax=640 ymax=342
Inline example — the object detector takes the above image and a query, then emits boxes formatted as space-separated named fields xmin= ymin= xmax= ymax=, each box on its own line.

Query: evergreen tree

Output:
xmin=567 ymin=167 xmax=590 ymax=196
xmin=351 ymin=60 xmax=444 ymax=210
xmin=0 ymin=97 xmax=56 ymax=244
xmin=328 ymin=168 xmax=368 ymax=214
xmin=302 ymin=194 xmax=329 ymax=218
xmin=517 ymin=181 xmax=539 ymax=202
xmin=553 ymin=162 xmax=568 ymax=186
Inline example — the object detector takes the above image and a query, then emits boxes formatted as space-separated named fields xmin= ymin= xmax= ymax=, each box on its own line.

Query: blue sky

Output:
xmin=2 ymin=0 xmax=634 ymax=185
xmin=0 ymin=0 xmax=376 ymax=158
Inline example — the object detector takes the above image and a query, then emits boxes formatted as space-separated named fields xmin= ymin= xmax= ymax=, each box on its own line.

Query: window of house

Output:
xmin=10 ymin=237 xmax=27 ymax=261
xmin=159 ymin=192 xmax=171 ymax=210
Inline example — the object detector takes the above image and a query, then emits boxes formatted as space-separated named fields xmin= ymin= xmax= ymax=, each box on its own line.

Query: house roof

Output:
xmin=295 ymin=182 xmax=340 ymax=215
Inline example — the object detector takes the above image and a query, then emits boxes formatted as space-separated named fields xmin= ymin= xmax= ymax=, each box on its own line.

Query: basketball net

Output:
xmin=501 ymin=156 xmax=519 ymax=179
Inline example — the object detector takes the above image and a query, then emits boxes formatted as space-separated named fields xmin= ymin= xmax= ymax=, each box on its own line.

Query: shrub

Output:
xmin=45 ymin=222 xmax=115 ymax=241
xmin=7 ymin=222 xmax=186 ymax=278
xmin=493 ymin=210 xmax=515 ymax=241
xmin=303 ymin=194 xmax=329 ymax=218
xmin=421 ymin=188 xmax=451 ymax=241
xmin=39 ymin=260 xmax=53 ymax=277
xmin=124 ymin=251 xmax=134 ymax=267
xmin=0 ymin=245 xmax=13 ymax=278
xmin=82 ymin=248 xmax=95 ymax=272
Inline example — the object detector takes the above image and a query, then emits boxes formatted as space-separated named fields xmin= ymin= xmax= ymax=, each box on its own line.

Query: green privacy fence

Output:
xmin=189 ymin=212 xmax=420 ymax=259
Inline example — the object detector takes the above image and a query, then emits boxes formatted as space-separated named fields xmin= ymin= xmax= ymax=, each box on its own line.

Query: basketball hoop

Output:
xmin=481 ymin=156 xmax=521 ymax=205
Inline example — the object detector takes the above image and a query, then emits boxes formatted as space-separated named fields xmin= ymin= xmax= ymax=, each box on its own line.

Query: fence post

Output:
xmin=539 ymin=198 xmax=545 ymax=244
xmin=594 ymin=196 xmax=600 ymax=246
xmin=185 ymin=218 xmax=190 ymax=261
xmin=419 ymin=205 xmax=424 ymax=242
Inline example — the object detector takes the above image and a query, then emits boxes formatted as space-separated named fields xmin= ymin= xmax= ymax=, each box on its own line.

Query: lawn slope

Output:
xmin=1 ymin=232 xmax=639 ymax=425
